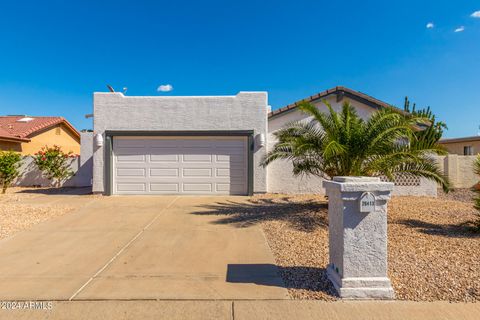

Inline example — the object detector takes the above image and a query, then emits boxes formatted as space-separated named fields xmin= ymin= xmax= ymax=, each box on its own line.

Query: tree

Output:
xmin=473 ymin=155 xmax=480 ymax=231
xmin=33 ymin=145 xmax=75 ymax=187
xmin=262 ymin=101 xmax=449 ymax=191
xmin=403 ymin=96 xmax=447 ymax=144
xmin=0 ymin=150 xmax=22 ymax=194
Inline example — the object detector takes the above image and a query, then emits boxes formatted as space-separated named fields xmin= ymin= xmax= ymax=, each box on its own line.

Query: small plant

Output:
xmin=0 ymin=150 xmax=22 ymax=194
xmin=33 ymin=145 xmax=76 ymax=187
xmin=473 ymin=155 xmax=480 ymax=231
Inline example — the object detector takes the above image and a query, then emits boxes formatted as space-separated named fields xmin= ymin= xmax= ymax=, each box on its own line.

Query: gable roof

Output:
xmin=0 ymin=116 xmax=80 ymax=142
xmin=269 ymin=86 xmax=399 ymax=119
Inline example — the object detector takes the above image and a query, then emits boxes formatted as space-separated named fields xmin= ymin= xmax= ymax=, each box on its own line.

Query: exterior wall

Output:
xmin=267 ymin=96 xmax=377 ymax=195
xmin=18 ymin=124 xmax=80 ymax=155
xmin=14 ymin=156 xmax=79 ymax=187
xmin=0 ymin=140 xmax=22 ymax=152
xmin=440 ymin=140 xmax=480 ymax=155
xmin=14 ymin=132 xmax=94 ymax=188
xmin=74 ymin=132 xmax=93 ymax=187
xmin=92 ymin=92 xmax=268 ymax=194
xmin=436 ymin=154 xmax=478 ymax=189
xmin=390 ymin=177 xmax=437 ymax=197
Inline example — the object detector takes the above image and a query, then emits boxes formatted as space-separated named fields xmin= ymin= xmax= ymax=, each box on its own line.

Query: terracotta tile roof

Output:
xmin=0 ymin=116 xmax=80 ymax=142
xmin=269 ymin=86 xmax=403 ymax=118
xmin=0 ymin=126 xmax=30 ymax=142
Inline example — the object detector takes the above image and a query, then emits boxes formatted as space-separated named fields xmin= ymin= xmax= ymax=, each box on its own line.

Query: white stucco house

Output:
xmin=89 ymin=86 xmax=436 ymax=196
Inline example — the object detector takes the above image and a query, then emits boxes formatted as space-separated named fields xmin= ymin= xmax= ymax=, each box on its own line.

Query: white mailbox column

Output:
xmin=323 ymin=176 xmax=395 ymax=299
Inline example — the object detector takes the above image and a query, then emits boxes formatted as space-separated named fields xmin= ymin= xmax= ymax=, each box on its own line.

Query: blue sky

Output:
xmin=0 ymin=1 xmax=479 ymax=138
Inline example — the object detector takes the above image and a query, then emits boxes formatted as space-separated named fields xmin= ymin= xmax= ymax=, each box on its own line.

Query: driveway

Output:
xmin=0 ymin=195 xmax=289 ymax=300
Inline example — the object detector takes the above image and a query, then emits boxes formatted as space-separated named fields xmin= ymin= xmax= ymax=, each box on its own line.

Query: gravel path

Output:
xmin=248 ymin=194 xmax=480 ymax=302
xmin=0 ymin=188 xmax=76 ymax=240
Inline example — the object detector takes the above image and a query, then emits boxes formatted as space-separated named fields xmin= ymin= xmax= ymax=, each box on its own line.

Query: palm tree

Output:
xmin=262 ymin=101 xmax=450 ymax=191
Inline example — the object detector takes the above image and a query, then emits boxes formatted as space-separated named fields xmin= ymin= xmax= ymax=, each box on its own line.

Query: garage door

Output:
xmin=112 ymin=136 xmax=248 ymax=195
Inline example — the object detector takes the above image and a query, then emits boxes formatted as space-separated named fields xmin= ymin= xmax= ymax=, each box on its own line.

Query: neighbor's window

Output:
xmin=464 ymin=146 xmax=473 ymax=155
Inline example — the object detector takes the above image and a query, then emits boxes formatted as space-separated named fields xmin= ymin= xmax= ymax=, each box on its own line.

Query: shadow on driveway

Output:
xmin=15 ymin=187 xmax=92 ymax=196
xmin=226 ymin=264 xmax=337 ymax=298
xmin=192 ymin=197 xmax=328 ymax=232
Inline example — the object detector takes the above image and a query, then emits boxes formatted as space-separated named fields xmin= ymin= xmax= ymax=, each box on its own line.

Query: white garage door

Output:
xmin=112 ymin=136 xmax=248 ymax=195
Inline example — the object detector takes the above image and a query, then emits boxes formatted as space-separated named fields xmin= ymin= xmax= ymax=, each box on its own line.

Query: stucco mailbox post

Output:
xmin=323 ymin=176 xmax=395 ymax=299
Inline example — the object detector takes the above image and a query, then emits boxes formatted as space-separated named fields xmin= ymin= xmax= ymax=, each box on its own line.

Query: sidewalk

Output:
xmin=1 ymin=300 xmax=479 ymax=320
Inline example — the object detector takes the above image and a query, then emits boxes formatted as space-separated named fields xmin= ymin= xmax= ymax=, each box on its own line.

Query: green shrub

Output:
xmin=33 ymin=145 xmax=76 ymax=187
xmin=0 ymin=150 xmax=22 ymax=194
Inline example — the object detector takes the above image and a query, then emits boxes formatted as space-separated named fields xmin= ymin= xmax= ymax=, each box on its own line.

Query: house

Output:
xmin=0 ymin=116 xmax=80 ymax=155
xmin=439 ymin=136 xmax=480 ymax=155
xmin=90 ymin=86 xmax=436 ymax=196
xmin=92 ymin=92 xmax=267 ymax=195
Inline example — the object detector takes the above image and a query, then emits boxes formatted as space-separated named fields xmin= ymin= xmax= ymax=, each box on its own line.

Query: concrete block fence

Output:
xmin=13 ymin=132 xmax=93 ymax=188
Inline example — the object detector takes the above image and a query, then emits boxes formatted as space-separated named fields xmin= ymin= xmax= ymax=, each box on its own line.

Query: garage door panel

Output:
xmin=113 ymin=136 xmax=247 ymax=195
xmin=114 ymin=139 xmax=147 ymax=148
xmin=216 ymin=154 xmax=244 ymax=163
xmin=183 ymin=183 xmax=213 ymax=192
xmin=150 ymin=153 xmax=179 ymax=162
xmin=116 ymin=168 xmax=146 ymax=177
xmin=150 ymin=168 xmax=179 ymax=177
xmin=183 ymin=154 xmax=212 ymax=163
xmin=182 ymin=168 xmax=213 ymax=177
xmin=216 ymin=183 xmax=245 ymax=194
xmin=216 ymin=168 xmax=244 ymax=178
xmin=116 ymin=153 xmax=146 ymax=162
xmin=117 ymin=183 xmax=147 ymax=192
xmin=150 ymin=183 xmax=179 ymax=192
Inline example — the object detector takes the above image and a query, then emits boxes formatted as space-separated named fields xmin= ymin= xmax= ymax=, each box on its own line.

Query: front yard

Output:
xmin=207 ymin=191 xmax=480 ymax=302
xmin=1 ymin=187 xmax=479 ymax=302
xmin=0 ymin=188 xmax=79 ymax=240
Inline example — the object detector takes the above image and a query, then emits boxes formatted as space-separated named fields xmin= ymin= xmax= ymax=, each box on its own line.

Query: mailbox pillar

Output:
xmin=323 ymin=176 xmax=395 ymax=299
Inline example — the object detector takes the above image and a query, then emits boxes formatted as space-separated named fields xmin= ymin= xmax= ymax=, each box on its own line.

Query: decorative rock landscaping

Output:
xmin=254 ymin=192 xmax=479 ymax=302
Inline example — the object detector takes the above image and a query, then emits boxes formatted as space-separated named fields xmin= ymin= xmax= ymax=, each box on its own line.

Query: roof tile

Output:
xmin=0 ymin=116 xmax=80 ymax=141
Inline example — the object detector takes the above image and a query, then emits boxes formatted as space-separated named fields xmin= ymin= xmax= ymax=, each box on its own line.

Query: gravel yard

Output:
xmin=211 ymin=192 xmax=480 ymax=302
xmin=0 ymin=188 xmax=79 ymax=240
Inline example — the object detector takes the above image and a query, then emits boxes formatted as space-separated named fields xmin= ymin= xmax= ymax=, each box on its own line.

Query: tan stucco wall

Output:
xmin=435 ymin=154 xmax=479 ymax=189
xmin=440 ymin=140 xmax=480 ymax=155
xmin=0 ymin=140 xmax=23 ymax=152
xmin=18 ymin=124 xmax=80 ymax=155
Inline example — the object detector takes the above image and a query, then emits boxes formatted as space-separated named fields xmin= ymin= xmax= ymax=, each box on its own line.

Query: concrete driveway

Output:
xmin=0 ymin=195 xmax=289 ymax=300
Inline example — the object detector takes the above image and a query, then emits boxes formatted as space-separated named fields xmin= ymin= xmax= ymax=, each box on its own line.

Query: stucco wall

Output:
xmin=437 ymin=154 xmax=478 ymax=189
xmin=92 ymin=92 xmax=268 ymax=194
xmin=19 ymin=124 xmax=81 ymax=155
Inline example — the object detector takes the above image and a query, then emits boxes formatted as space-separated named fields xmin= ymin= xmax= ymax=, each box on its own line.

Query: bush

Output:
xmin=473 ymin=155 xmax=480 ymax=231
xmin=0 ymin=150 xmax=22 ymax=194
xmin=33 ymin=145 xmax=76 ymax=187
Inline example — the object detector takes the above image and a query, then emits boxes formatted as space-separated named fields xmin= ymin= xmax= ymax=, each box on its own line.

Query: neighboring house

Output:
xmin=0 ymin=116 xmax=80 ymax=155
xmin=89 ymin=86 xmax=436 ymax=196
xmin=439 ymin=136 xmax=480 ymax=155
